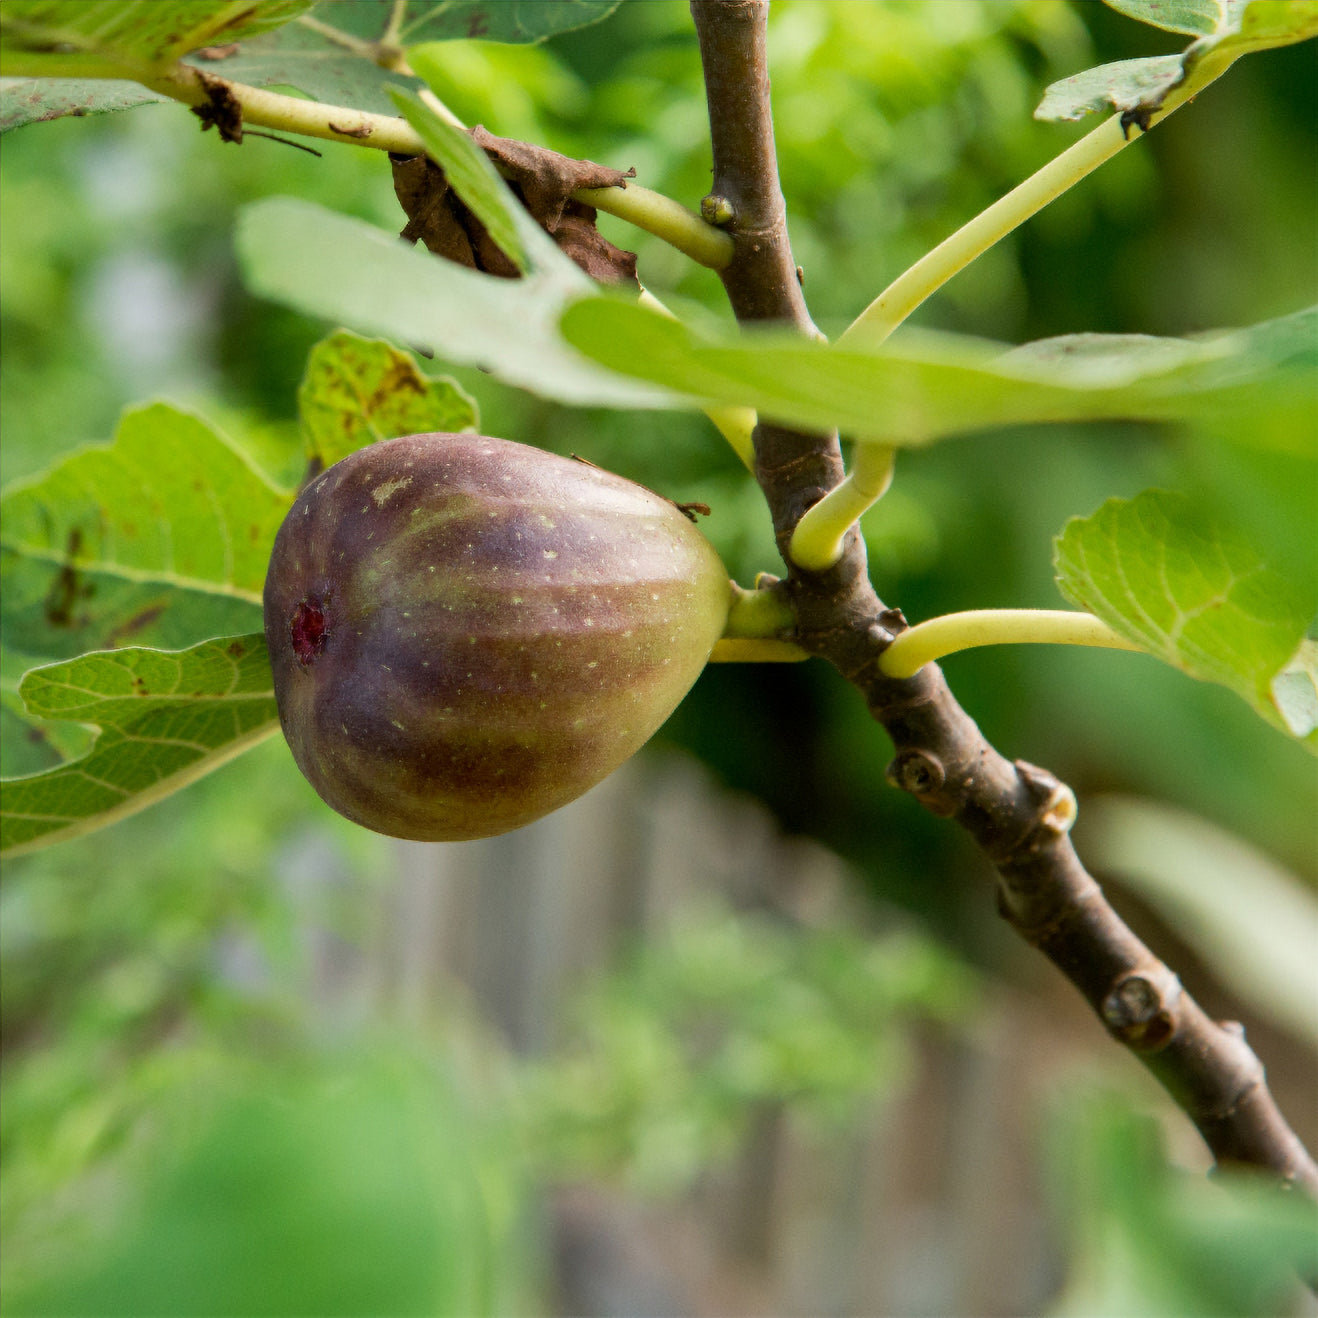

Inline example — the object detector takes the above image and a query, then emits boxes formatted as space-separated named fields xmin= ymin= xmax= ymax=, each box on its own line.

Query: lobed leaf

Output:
xmin=0 ymin=0 xmax=314 ymax=80
xmin=237 ymin=197 xmax=673 ymax=410
xmin=560 ymin=298 xmax=1317 ymax=448
xmin=1053 ymin=490 xmax=1315 ymax=748
xmin=298 ymin=331 xmax=478 ymax=474
xmin=0 ymin=403 xmax=288 ymax=661
xmin=0 ymin=328 xmax=491 ymax=846
xmin=0 ymin=634 xmax=279 ymax=857
xmin=1037 ymin=0 xmax=1318 ymax=122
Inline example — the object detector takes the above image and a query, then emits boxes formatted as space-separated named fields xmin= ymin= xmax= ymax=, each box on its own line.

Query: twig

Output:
xmin=878 ymin=608 xmax=1144 ymax=677
xmin=138 ymin=63 xmax=732 ymax=267
xmin=688 ymin=0 xmax=1318 ymax=1200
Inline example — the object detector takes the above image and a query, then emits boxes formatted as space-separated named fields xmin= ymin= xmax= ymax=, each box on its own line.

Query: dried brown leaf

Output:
xmin=391 ymin=125 xmax=638 ymax=285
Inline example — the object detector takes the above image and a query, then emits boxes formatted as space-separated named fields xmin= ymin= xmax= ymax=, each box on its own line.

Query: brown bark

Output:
xmin=689 ymin=0 xmax=1318 ymax=1201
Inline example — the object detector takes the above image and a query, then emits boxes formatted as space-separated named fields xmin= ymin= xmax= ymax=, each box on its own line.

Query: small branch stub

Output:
xmin=1016 ymin=759 xmax=1078 ymax=837
xmin=886 ymin=748 xmax=947 ymax=802
xmin=1103 ymin=968 xmax=1181 ymax=1050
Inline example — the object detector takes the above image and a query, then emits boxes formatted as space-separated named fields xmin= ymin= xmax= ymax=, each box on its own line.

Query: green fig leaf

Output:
xmin=147 ymin=1 xmax=623 ymax=125
xmin=335 ymin=0 xmax=622 ymax=45
xmin=298 ymin=331 xmax=479 ymax=474
xmin=0 ymin=74 xmax=166 ymax=132
xmin=560 ymin=298 xmax=1316 ymax=448
xmin=1102 ymin=0 xmax=1246 ymax=38
xmin=0 ymin=647 xmax=95 ymax=778
xmin=0 ymin=0 xmax=313 ymax=80
xmin=1036 ymin=0 xmax=1318 ymax=123
xmin=1033 ymin=55 xmax=1185 ymax=122
xmin=0 ymin=635 xmax=279 ymax=857
xmin=0 ymin=404 xmax=289 ymax=662
xmin=237 ymin=198 xmax=673 ymax=410
xmin=1054 ymin=490 xmax=1315 ymax=748
xmin=177 ymin=17 xmax=422 ymax=118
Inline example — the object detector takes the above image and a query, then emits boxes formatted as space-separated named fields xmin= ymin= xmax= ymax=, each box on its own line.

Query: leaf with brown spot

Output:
xmin=297 ymin=331 xmax=479 ymax=473
xmin=1 ymin=403 xmax=280 ymax=661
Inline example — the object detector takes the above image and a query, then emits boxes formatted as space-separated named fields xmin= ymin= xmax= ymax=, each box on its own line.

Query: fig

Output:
xmin=264 ymin=433 xmax=731 ymax=841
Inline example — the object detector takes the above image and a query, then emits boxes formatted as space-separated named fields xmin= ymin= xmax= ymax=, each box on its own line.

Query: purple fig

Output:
xmin=264 ymin=433 xmax=731 ymax=841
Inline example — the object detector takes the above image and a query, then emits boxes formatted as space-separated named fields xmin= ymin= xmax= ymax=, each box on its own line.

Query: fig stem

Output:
xmin=724 ymin=579 xmax=797 ymax=639
xmin=838 ymin=55 xmax=1242 ymax=349
xmin=575 ymin=184 xmax=734 ymax=269
xmin=709 ymin=638 xmax=808 ymax=663
xmin=879 ymin=608 xmax=1144 ymax=678
xmin=714 ymin=584 xmax=806 ymax=662
xmin=787 ymin=443 xmax=895 ymax=573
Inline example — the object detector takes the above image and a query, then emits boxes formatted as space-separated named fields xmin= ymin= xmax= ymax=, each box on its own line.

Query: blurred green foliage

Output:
xmin=1045 ymin=1090 xmax=1318 ymax=1317
xmin=2 ymin=1 xmax=1316 ymax=1311
xmin=0 ymin=737 xmax=385 ymax=1295
xmin=516 ymin=908 xmax=975 ymax=1194
xmin=7 ymin=1047 xmax=535 ymax=1317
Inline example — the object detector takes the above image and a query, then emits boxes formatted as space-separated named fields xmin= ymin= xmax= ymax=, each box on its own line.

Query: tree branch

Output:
xmin=137 ymin=63 xmax=733 ymax=268
xmin=689 ymin=0 xmax=1318 ymax=1200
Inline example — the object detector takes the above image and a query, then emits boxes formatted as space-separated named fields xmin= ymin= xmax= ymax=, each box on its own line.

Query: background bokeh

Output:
xmin=2 ymin=2 xmax=1315 ymax=1314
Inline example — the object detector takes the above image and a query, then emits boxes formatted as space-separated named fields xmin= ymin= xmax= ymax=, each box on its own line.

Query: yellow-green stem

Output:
xmin=708 ymin=580 xmax=806 ymax=662
xmin=137 ymin=66 xmax=733 ymax=268
xmin=724 ymin=579 xmax=795 ymax=636
xmin=788 ymin=443 xmax=895 ymax=571
xmin=839 ymin=59 xmax=1239 ymax=349
xmin=577 ymin=184 xmax=733 ymax=269
xmin=880 ymin=609 xmax=1143 ymax=678
xmin=709 ymin=638 xmax=809 ymax=662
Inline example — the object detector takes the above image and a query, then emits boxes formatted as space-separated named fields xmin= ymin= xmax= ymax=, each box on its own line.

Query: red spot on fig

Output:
xmin=291 ymin=598 xmax=328 ymax=664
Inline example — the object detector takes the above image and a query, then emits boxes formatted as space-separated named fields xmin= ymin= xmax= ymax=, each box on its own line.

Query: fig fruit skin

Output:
xmin=263 ymin=433 xmax=732 ymax=842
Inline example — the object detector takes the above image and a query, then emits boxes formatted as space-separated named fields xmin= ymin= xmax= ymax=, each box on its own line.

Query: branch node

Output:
xmin=885 ymin=748 xmax=948 ymax=806
xmin=1102 ymin=968 xmax=1182 ymax=1050
xmin=1015 ymin=759 xmax=1078 ymax=836
xmin=700 ymin=193 xmax=736 ymax=226
xmin=877 ymin=606 xmax=907 ymax=635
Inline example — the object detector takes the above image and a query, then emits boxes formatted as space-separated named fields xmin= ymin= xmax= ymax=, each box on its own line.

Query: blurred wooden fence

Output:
xmin=282 ymin=748 xmax=1314 ymax=1317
